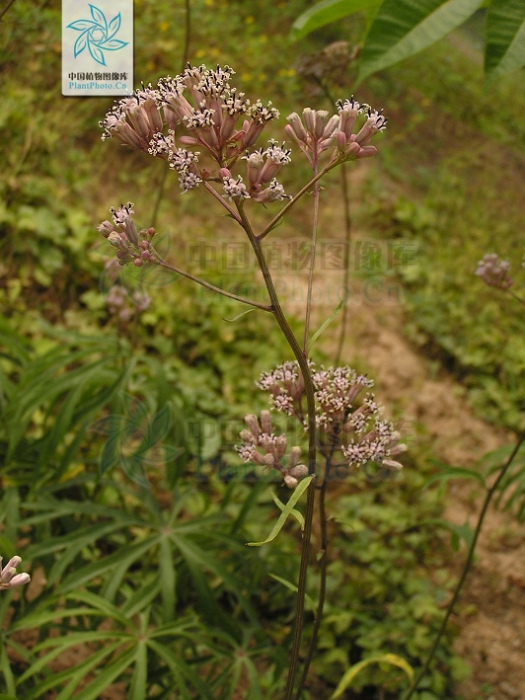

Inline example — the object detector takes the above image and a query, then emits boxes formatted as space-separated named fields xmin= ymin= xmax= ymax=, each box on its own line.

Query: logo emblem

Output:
xmin=66 ymin=4 xmax=128 ymax=66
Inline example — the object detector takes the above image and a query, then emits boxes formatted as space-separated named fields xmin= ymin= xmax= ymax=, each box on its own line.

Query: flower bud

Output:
xmin=284 ymin=475 xmax=298 ymax=489
xmin=290 ymin=464 xmax=308 ymax=480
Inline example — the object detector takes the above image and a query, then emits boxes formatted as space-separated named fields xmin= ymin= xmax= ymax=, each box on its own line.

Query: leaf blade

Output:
xmin=358 ymin=0 xmax=484 ymax=82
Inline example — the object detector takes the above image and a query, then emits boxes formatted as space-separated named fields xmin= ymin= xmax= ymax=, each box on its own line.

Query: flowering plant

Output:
xmin=97 ymin=63 xmax=400 ymax=698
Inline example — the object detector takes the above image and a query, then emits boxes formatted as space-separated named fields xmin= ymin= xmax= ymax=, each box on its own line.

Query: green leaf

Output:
xmin=330 ymin=653 xmax=414 ymax=698
xmin=290 ymin=0 xmax=381 ymax=42
xmin=422 ymin=461 xmax=486 ymax=490
xmin=358 ymin=0 xmax=483 ymax=82
xmin=269 ymin=573 xmax=316 ymax=610
xmin=485 ymin=0 xmax=525 ymax=81
xmin=308 ymin=299 xmax=344 ymax=351
xmin=159 ymin=534 xmax=177 ymax=621
xmin=223 ymin=307 xmax=259 ymax=322
xmin=246 ymin=476 xmax=313 ymax=546
xmin=147 ymin=639 xmax=215 ymax=699
xmin=416 ymin=517 xmax=474 ymax=551
xmin=271 ymin=491 xmax=305 ymax=529
xmin=72 ymin=646 xmax=137 ymax=700
xmin=129 ymin=641 xmax=148 ymax=700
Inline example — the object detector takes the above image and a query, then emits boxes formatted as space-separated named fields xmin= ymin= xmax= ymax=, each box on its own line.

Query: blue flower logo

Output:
xmin=67 ymin=4 xmax=128 ymax=67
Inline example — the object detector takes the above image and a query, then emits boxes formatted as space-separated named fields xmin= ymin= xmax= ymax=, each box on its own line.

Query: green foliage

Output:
xmin=309 ymin=470 xmax=461 ymax=699
xmin=291 ymin=0 xmax=525 ymax=82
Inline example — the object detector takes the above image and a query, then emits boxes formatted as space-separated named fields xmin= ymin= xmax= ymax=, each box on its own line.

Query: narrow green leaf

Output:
xmin=308 ymin=299 xmax=344 ymax=351
xmin=485 ymin=0 xmax=525 ymax=81
xmin=246 ymin=476 xmax=313 ymax=546
xmin=129 ymin=641 xmax=148 ymax=700
xmin=415 ymin=517 xmax=474 ymax=550
xmin=269 ymin=574 xmax=315 ymax=610
xmin=0 ymin=638 xmax=16 ymax=695
xmin=271 ymin=491 xmax=305 ymax=529
xmin=72 ymin=646 xmax=137 ymax=700
xmin=290 ymin=0 xmax=382 ymax=42
xmin=223 ymin=307 xmax=258 ymax=322
xmin=174 ymin=534 xmax=257 ymax=622
xmin=23 ymin=641 xmax=123 ymax=699
xmin=159 ymin=535 xmax=177 ymax=621
xmin=57 ymin=537 xmax=157 ymax=594
xmin=330 ymin=653 xmax=414 ymax=698
xmin=358 ymin=0 xmax=483 ymax=82
xmin=422 ymin=463 xmax=486 ymax=490
xmin=147 ymin=639 xmax=215 ymax=699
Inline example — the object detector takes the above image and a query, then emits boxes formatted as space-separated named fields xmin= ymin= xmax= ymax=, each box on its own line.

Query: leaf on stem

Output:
xmin=246 ymin=476 xmax=313 ymax=546
xmin=330 ymin=653 xmax=414 ymax=698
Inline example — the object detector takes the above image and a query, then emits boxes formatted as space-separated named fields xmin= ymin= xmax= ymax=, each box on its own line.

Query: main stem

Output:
xmin=236 ymin=204 xmax=318 ymax=699
xmin=293 ymin=468 xmax=329 ymax=700
xmin=402 ymin=433 xmax=525 ymax=700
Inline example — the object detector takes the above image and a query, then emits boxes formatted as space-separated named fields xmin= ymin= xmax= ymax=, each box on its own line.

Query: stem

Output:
xmin=508 ymin=289 xmax=525 ymax=306
xmin=203 ymin=181 xmax=243 ymax=225
xmin=156 ymin=258 xmax=272 ymax=310
xmin=335 ymin=162 xmax=352 ymax=365
xmin=293 ymin=467 xmax=330 ymax=700
xmin=235 ymin=203 xmax=318 ymax=699
xmin=303 ymin=162 xmax=320 ymax=353
xmin=402 ymin=432 xmax=525 ymax=700
xmin=0 ymin=0 xmax=16 ymax=22
xmin=258 ymin=167 xmax=330 ymax=242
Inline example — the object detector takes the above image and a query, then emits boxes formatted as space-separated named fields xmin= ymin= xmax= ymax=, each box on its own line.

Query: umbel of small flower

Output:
xmin=475 ymin=253 xmax=513 ymax=290
xmin=99 ymin=64 xmax=387 ymax=202
xmin=0 ymin=555 xmax=30 ymax=591
xmin=237 ymin=361 xmax=406 ymax=487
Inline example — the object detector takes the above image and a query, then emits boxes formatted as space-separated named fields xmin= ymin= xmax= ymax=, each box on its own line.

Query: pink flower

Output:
xmin=0 ymin=555 xmax=31 ymax=590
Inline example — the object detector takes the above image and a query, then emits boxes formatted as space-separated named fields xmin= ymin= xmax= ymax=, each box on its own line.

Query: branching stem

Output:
xmin=156 ymin=258 xmax=271 ymax=310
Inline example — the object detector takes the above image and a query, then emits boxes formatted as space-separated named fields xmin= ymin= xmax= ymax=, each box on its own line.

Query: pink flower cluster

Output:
xmin=100 ymin=64 xmax=288 ymax=199
xmin=100 ymin=65 xmax=387 ymax=201
xmin=285 ymin=98 xmax=387 ymax=164
xmin=238 ymin=361 xmax=405 ymax=487
xmin=475 ymin=253 xmax=513 ymax=290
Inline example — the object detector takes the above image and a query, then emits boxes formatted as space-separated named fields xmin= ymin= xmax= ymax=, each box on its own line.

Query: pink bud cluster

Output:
xmin=0 ymin=555 xmax=30 ymax=590
xmin=475 ymin=253 xmax=513 ymax=290
xmin=236 ymin=410 xmax=308 ymax=489
xmin=239 ymin=361 xmax=405 ymax=486
xmin=97 ymin=203 xmax=156 ymax=267
xmin=285 ymin=97 xmax=387 ymax=164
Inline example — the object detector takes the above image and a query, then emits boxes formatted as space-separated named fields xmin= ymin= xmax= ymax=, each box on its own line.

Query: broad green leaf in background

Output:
xmin=358 ymin=0 xmax=484 ymax=82
xmin=330 ymin=653 xmax=414 ymax=698
xmin=290 ymin=0 xmax=382 ymax=42
xmin=485 ymin=0 xmax=525 ymax=81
